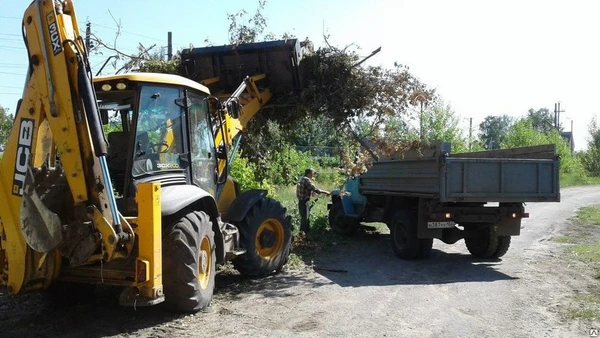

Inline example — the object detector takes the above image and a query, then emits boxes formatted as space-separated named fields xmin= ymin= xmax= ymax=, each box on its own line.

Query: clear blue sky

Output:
xmin=1 ymin=0 xmax=598 ymax=150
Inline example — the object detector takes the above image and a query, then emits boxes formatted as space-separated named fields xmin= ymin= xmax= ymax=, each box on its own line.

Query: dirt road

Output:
xmin=2 ymin=186 xmax=600 ymax=338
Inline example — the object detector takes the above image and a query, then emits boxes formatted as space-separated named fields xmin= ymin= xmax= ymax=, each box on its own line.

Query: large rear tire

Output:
xmin=163 ymin=210 xmax=215 ymax=312
xmin=328 ymin=201 xmax=359 ymax=236
xmin=233 ymin=197 xmax=292 ymax=277
xmin=465 ymin=225 xmax=511 ymax=259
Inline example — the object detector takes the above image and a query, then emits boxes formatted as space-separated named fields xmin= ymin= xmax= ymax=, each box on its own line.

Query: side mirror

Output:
xmin=227 ymin=100 xmax=240 ymax=119
xmin=207 ymin=97 xmax=221 ymax=115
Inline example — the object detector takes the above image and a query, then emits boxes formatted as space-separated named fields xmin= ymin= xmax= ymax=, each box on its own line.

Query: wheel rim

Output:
xmin=198 ymin=235 xmax=212 ymax=290
xmin=255 ymin=218 xmax=285 ymax=259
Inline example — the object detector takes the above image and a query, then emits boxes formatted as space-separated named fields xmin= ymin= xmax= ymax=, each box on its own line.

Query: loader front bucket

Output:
xmin=181 ymin=39 xmax=304 ymax=94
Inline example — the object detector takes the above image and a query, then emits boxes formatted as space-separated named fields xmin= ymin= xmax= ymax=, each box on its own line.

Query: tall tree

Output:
xmin=581 ymin=115 xmax=600 ymax=175
xmin=0 ymin=105 xmax=13 ymax=147
xmin=527 ymin=108 xmax=558 ymax=134
xmin=416 ymin=100 xmax=469 ymax=153
xmin=478 ymin=115 xmax=513 ymax=150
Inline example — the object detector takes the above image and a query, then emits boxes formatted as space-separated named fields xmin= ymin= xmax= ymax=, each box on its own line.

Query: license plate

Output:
xmin=427 ymin=221 xmax=455 ymax=229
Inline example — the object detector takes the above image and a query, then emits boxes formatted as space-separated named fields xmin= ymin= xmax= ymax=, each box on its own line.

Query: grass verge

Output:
xmin=563 ymin=205 xmax=600 ymax=321
xmin=560 ymin=173 xmax=600 ymax=188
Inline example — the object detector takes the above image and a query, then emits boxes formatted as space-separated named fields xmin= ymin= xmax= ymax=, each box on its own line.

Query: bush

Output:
xmin=230 ymin=156 xmax=275 ymax=195
xmin=267 ymin=146 xmax=319 ymax=186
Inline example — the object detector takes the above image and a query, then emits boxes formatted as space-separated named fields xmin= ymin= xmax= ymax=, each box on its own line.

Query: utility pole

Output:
xmin=167 ymin=32 xmax=173 ymax=61
xmin=85 ymin=22 xmax=92 ymax=52
xmin=469 ymin=117 xmax=473 ymax=151
xmin=554 ymin=102 xmax=565 ymax=130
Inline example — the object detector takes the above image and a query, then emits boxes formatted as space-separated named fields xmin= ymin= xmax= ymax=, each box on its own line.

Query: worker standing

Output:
xmin=296 ymin=168 xmax=331 ymax=234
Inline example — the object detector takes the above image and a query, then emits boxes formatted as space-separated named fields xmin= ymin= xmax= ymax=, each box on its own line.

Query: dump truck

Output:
xmin=328 ymin=142 xmax=560 ymax=259
xmin=0 ymin=0 xmax=301 ymax=312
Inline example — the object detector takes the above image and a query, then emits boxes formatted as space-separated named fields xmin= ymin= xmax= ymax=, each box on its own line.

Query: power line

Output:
xmin=87 ymin=21 xmax=187 ymax=49
xmin=0 ymin=33 xmax=20 ymax=37
xmin=0 ymin=63 xmax=27 ymax=67
xmin=0 ymin=45 xmax=25 ymax=50
xmin=90 ymin=21 xmax=166 ymax=43
xmin=0 ymin=71 xmax=24 ymax=76
xmin=0 ymin=85 xmax=22 ymax=89
xmin=0 ymin=92 xmax=21 ymax=95
xmin=0 ymin=16 xmax=20 ymax=20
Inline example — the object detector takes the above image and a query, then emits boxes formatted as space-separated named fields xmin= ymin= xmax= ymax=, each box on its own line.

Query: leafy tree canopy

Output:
xmin=479 ymin=115 xmax=513 ymax=150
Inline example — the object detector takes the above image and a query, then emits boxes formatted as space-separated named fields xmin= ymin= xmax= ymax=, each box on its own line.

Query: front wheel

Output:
xmin=328 ymin=201 xmax=359 ymax=235
xmin=233 ymin=197 xmax=292 ymax=277
xmin=163 ymin=210 xmax=215 ymax=312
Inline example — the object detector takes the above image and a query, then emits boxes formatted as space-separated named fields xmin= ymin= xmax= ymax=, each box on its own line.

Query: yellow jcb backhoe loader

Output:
xmin=0 ymin=0 xmax=299 ymax=312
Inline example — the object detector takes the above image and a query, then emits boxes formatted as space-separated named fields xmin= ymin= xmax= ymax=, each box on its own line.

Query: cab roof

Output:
xmin=94 ymin=73 xmax=210 ymax=94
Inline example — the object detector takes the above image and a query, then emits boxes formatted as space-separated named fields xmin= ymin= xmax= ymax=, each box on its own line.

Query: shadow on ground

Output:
xmin=297 ymin=231 xmax=518 ymax=288
xmin=0 ymin=231 xmax=518 ymax=338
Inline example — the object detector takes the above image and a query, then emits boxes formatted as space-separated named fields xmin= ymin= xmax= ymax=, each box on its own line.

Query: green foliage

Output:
xmin=479 ymin=115 xmax=513 ymax=150
xmin=0 ymin=105 xmax=14 ymax=147
xmin=416 ymin=100 xmax=469 ymax=153
xmin=138 ymin=59 xmax=181 ymax=75
xmin=502 ymin=117 xmax=581 ymax=174
xmin=527 ymin=108 xmax=557 ymax=134
xmin=267 ymin=146 xmax=319 ymax=186
xmin=230 ymin=155 xmax=274 ymax=195
xmin=580 ymin=116 xmax=600 ymax=176
xmin=560 ymin=172 xmax=600 ymax=187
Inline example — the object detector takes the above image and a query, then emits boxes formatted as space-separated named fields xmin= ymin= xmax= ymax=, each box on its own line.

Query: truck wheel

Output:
xmin=233 ymin=197 xmax=292 ymax=277
xmin=163 ymin=210 xmax=215 ymax=312
xmin=388 ymin=211 xmax=422 ymax=260
xmin=465 ymin=226 xmax=511 ymax=259
xmin=493 ymin=236 xmax=511 ymax=258
xmin=328 ymin=201 xmax=359 ymax=235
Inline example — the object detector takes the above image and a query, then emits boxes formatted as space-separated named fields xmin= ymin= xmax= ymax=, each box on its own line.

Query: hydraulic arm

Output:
xmin=0 ymin=0 xmax=133 ymax=294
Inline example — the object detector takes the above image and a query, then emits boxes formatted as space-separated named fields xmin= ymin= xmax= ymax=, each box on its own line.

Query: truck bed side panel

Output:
xmin=359 ymin=157 xmax=560 ymax=203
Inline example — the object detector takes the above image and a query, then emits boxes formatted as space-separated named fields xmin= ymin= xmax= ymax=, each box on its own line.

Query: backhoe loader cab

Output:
xmin=93 ymin=73 xmax=293 ymax=311
xmin=95 ymin=73 xmax=218 ymax=203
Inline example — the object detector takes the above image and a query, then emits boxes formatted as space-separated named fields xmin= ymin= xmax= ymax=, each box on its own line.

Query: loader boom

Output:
xmin=0 ymin=0 xmax=134 ymax=294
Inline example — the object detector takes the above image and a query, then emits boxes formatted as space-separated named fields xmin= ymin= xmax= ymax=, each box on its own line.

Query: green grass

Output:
xmin=553 ymin=236 xmax=574 ymax=243
xmin=572 ymin=206 xmax=600 ymax=226
xmin=571 ymin=244 xmax=600 ymax=263
xmin=567 ymin=295 xmax=600 ymax=320
xmin=560 ymin=173 xmax=600 ymax=187
xmin=561 ymin=206 xmax=600 ymax=321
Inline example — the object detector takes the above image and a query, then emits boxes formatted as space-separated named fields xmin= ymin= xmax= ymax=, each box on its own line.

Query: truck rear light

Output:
xmin=429 ymin=213 xmax=454 ymax=220
xmin=510 ymin=213 xmax=529 ymax=219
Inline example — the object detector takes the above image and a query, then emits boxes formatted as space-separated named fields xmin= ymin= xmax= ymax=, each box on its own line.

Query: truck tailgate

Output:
xmin=443 ymin=157 xmax=559 ymax=202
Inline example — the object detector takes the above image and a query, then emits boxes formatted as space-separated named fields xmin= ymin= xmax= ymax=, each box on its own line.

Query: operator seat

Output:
xmin=107 ymin=131 xmax=130 ymax=193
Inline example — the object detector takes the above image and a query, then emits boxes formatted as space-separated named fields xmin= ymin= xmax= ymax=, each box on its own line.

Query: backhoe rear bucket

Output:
xmin=181 ymin=39 xmax=304 ymax=94
xmin=20 ymin=169 xmax=62 ymax=253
